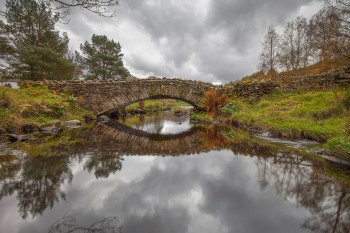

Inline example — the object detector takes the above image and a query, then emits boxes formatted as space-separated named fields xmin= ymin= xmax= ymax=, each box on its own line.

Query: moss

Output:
xmin=0 ymin=86 xmax=93 ymax=133
xmin=126 ymin=99 xmax=191 ymax=112
xmin=190 ymin=112 xmax=213 ymax=122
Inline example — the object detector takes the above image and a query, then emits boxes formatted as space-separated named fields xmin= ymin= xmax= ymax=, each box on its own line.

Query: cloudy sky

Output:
xmin=59 ymin=0 xmax=322 ymax=83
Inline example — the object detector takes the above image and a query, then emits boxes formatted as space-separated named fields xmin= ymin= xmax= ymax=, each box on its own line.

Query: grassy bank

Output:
xmin=222 ymin=89 xmax=350 ymax=157
xmin=0 ymin=86 xmax=94 ymax=134
xmin=126 ymin=99 xmax=191 ymax=112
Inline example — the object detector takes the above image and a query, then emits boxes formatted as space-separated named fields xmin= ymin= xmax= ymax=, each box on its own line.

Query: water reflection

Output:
xmin=0 ymin=117 xmax=349 ymax=233
xmin=117 ymin=112 xmax=192 ymax=135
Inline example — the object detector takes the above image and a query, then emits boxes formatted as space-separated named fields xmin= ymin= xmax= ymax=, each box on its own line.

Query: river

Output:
xmin=0 ymin=111 xmax=349 ymax=233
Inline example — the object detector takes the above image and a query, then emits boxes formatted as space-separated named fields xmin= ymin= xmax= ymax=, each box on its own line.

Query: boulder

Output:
xmin=98 ymin=115 xmax=110 ymax=123
xmin=39 ymin=120 xmax=62 ymax=135
xmin=65 ymin=120 xmax=82 ymax=128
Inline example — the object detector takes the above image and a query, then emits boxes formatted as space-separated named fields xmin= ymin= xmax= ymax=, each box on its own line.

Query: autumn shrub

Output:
xmin=200 ymin=89 xmax=228 ymax=116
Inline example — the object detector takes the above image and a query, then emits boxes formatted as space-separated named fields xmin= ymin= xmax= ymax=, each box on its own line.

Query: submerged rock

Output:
xmin=98 ymin=115 xmax=110 ymax=123
xmin=65 ymin=120 xmax=82 ymax=128
xmin=174 ymin=111 xmax=186 ymax=116
xmin=39 ymin=120 xmax=62 ymax=135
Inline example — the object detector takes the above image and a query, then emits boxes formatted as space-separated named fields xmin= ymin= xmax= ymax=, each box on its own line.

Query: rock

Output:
xmin=174 ymin=111 xmax=186 ymax=116
xmin=65 ymin=120 xmax=81 ymax=128
xmin=6 ymin=134 xmax=34 ymax=143
xmin=39 ymin=120 xmax=62 ymax=135
xmin=98 ymin=115 xmax=110 ymax=123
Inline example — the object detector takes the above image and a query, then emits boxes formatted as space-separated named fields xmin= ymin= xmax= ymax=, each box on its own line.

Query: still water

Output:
xmin=0 ymin=112 xmax=349 ymax=233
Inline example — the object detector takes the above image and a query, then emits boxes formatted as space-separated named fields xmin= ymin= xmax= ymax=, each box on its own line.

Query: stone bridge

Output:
xmin=34 ymin=78 xmax=215 ymax=116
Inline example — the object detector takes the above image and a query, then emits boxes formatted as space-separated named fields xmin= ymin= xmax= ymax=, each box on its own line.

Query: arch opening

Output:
xmin=102 ymin=95 xmax=201 ymax=117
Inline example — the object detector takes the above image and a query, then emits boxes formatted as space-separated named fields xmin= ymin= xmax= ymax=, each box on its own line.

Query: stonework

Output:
xmin=29 ymin=67 xmax=350 ymax=115
xmin=32 ymin=78 xmax=214 ymax=115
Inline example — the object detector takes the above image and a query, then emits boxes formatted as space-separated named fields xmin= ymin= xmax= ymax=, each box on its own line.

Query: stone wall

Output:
xmin=224 ymin=67 xmax=350 ymax=100
xmin=224 ymin=82 xmax=279 ymax=100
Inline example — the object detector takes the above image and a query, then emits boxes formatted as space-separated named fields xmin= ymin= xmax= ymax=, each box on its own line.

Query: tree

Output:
xmin=325 ymin=0 xmax=350 ymax=59
xmin=259 ymin=26 xmax=280 ymax=74
xmin=79 ymin=34 xmax=130 ymax=80
xmin=1 ymin=1 xmax=120 ymax=20
xmin=0 ymin=0 xmax=74 ymax=80
xmin=312 ymin=7 xmax=342 ymax=62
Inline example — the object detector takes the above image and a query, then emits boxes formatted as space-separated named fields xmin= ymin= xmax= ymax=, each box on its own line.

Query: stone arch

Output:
xmin=38 ymin=79 xmax=215 ymax=115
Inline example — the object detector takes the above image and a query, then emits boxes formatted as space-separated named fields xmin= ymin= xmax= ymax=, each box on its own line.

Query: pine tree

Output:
xmin=79 ymin=34 xmax=130 ymax=80
xmin=0 ymin=0 xmax=74 ymax=80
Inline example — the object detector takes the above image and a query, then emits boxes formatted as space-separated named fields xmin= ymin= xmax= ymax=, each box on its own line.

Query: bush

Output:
xmin=200 ymin=89 xmax=228 ymax=116
xmin=220 ymin=102 xmax=240 ymax=115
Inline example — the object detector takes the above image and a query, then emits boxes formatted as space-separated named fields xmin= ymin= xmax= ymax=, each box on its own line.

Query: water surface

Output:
xmin=0 ymin=112 xmax=349 ymax=233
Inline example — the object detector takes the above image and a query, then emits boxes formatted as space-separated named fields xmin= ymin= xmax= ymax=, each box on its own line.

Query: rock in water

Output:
xmin=65 ymin=120 xmax=82 ymax=128
xmin=98 ymin=115 xmax=110 ymax=123
xmin=39 ymin=120 xmax=62 ymax=135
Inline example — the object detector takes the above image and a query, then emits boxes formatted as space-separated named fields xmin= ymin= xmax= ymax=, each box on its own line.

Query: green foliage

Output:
xmin=220 ymin=102 xmax=241 ymax=115
xmin=79 ymin=34 xmax=130 ymax=80
xmin=0 ymin=0 xmax=74 ymax=80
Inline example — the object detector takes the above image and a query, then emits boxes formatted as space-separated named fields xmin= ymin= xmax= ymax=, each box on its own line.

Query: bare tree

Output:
xmin=259 ymin=25 xmax=280 ymax=74
xmin=312 ymin=7 xmax=342 ymax=61
xmin=325 ymin=0 xmax=350 ymax=59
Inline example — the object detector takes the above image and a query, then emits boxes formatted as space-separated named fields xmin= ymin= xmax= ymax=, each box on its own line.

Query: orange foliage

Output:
xmin=200 ymin=89 xmax=228 ymax=116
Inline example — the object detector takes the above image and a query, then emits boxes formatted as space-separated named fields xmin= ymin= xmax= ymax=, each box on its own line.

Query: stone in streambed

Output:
xmin=39 ymin=120 xmax=62 ymax=135
xmin=65 ymin=120 xmax=81 ymax=128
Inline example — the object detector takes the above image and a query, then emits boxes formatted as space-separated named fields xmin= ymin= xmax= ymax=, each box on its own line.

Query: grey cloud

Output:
xmin=58 ymin=0 xmax=322 ymax=83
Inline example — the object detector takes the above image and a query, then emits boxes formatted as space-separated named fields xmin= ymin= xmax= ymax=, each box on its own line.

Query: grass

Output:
xmin=190 ymin=112 xmax=214 ymax=122
xmin=226 ymin=89 xmax=350 ymax=157
xmin=126 ymin=99 xmax=191 ymax=112
xmin=0 ymin=85 xmax=94 ymax=133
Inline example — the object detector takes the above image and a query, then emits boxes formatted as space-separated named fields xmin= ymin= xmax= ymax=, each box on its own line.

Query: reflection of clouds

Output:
xmin=133 ymin=118 xmax=192 ymax=135
xmin=3 ymin=151 xmax=319 ymax=233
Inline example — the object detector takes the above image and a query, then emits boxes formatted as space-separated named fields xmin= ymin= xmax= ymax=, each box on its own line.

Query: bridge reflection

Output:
xmin=0 ymin=122 xmax=349 ymax=233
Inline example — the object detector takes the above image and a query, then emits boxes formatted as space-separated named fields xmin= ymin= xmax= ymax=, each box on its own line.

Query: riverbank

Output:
xmin=197 ymin=89 xmax=350 ymax=160
xmin=231 ymin=90 xmax=350 ymax=159
xmin=0 ymin=85 xmax=94 ymax=139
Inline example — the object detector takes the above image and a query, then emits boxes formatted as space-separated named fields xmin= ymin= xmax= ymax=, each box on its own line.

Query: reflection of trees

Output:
xmin=48 ymin=211 xmax=121 ymax=233
xmin=84 ymin=154 xmax=124 ymax=178
xmin=0 ymin=155 xmax=72 ymax=219
xmin=256 ymin=155 xmax=350 ymax=233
